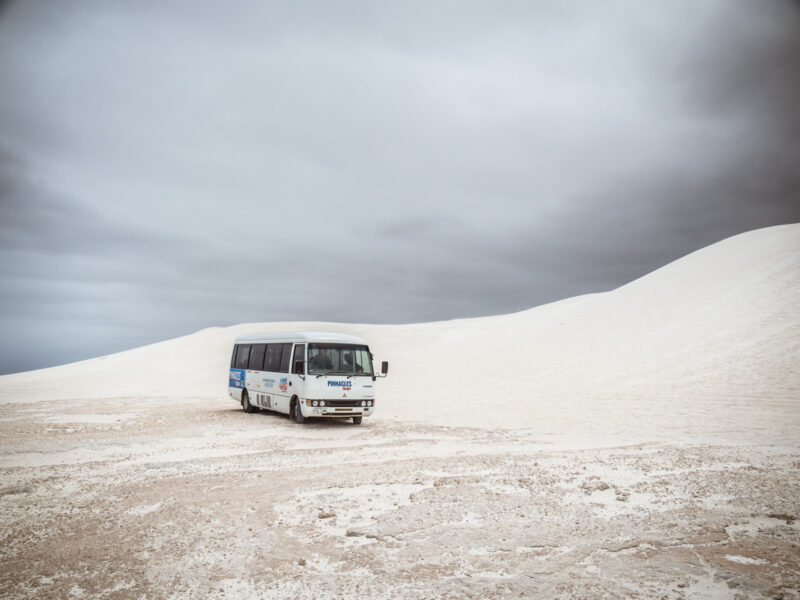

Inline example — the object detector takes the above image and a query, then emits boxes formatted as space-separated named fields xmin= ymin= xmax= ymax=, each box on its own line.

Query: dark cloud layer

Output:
xmin=1 ymin=0 xmax=799 ymax=374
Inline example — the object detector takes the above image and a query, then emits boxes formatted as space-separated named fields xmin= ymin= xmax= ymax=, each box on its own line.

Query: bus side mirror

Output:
xmin=381 ymin=361 xmax=389 ymax=376
xmin=293 ymin=360 xmax=304 ymax=375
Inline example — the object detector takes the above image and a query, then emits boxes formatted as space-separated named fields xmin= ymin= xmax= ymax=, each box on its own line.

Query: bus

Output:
xmin=228 ymin=332 xmax=388 ymax=425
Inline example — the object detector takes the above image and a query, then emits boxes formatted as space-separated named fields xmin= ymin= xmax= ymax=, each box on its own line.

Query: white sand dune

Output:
xmin=2 ymin=223 xmax=798 ymax=445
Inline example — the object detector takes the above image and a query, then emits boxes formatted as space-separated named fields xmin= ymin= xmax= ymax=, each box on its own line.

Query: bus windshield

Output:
xmin=307 ymin=344 xmax=374 ymax=376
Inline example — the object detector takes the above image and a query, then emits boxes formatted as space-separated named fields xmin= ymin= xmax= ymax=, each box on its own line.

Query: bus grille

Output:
xmin=323 ymin=399 xmax=363 ymax=408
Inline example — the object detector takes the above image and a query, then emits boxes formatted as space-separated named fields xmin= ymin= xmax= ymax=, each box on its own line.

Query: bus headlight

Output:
xmin=361 ymin=400 xmax=366 ymax=407
xmin=312 ymin=400 xmax=318 ymax=407
xmin=319 ymin=401 xmax=325 ymax=407
xmin=367 ymin=401 xmax=372 ymax=407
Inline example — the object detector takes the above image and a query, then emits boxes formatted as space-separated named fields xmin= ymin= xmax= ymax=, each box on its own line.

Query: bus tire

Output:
xmin=294 ymin=399 xmax=305 ymax=424
xmin=241 ymin=389 xmax=255 ymax=413
xmin=352 ymin=416 xmax=362 ymax=425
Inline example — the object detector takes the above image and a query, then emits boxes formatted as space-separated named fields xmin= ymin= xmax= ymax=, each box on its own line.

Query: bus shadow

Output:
xmin=216 ymin=407 xmax=364 ymax=428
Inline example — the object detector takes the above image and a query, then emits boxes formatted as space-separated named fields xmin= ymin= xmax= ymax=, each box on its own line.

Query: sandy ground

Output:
xmin=2 ymin=395 xmax=798 ymax=600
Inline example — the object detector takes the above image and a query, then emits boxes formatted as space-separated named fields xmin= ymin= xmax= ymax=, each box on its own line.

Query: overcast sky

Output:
xmin=1 ymin=0 xmax=799 ymax=374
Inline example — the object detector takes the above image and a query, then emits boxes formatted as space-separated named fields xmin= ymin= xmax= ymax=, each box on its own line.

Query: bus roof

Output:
xmin=233 ymin=331 xmax=369 ymax=345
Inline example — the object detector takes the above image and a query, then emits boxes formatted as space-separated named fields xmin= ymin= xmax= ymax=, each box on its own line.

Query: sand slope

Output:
xmin=2 ymin=224 xmax=798 ymax=444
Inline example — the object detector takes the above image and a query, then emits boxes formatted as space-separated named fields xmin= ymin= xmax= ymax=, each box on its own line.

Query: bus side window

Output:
xmin=235 ymin=345 xmax=251 ymax=370
xmin=280 ymin=343 xmax=292 ymax=372
xmin=266 ymin=344 xmax=282 ymax=372
xmin=291 ymin=344 xmax=305 ymax=374
xmin=249 ymin=344 xmax=266 ymax=371
xmin=231 ymin=345 xmax=238 ymax=368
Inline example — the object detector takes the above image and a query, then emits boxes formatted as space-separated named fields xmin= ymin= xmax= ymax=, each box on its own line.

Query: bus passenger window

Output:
xmin=266 ymin=344 xmax=282 ymax=372
xmin=249 ymin=344 xmax=266 ymax=371
xmin=235 ymin=345 xmax=251 ymax=370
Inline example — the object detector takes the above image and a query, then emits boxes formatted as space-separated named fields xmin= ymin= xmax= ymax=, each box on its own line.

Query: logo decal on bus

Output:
xmin=229 ymin=369 xmax=245 ymax=388
xmin=327 ymin=380 xmax=352 ymax=391
xmin=279 ymin=377 xmax=288 ymax=392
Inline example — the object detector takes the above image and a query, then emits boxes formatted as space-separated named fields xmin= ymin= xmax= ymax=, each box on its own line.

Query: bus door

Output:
xmin=273 ymin=342 xmax=293 ymax=412
xmin=288 ymin=343 xmax=306 ymax=408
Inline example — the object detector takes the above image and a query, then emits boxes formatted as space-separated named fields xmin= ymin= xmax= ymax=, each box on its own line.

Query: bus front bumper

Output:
xmin=305 ymin=406 xmax=373 ymax=418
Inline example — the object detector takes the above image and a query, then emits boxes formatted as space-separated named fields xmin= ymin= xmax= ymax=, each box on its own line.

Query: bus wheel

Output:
xmin=241 ymin=389 xmax=254 ymax=413
xmin=352 ymin=416 xmax=362 ymax=425
xmin=295 ymin=400 xmax=305 ymax=424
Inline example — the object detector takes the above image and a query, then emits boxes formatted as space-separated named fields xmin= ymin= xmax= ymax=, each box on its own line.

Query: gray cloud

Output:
xmin=1 ymin=0 xmax=799 ymax=373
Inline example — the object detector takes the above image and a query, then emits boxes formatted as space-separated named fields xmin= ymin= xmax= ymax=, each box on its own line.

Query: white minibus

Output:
xmin=228 ymin=332 xmax=388 ymax=424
